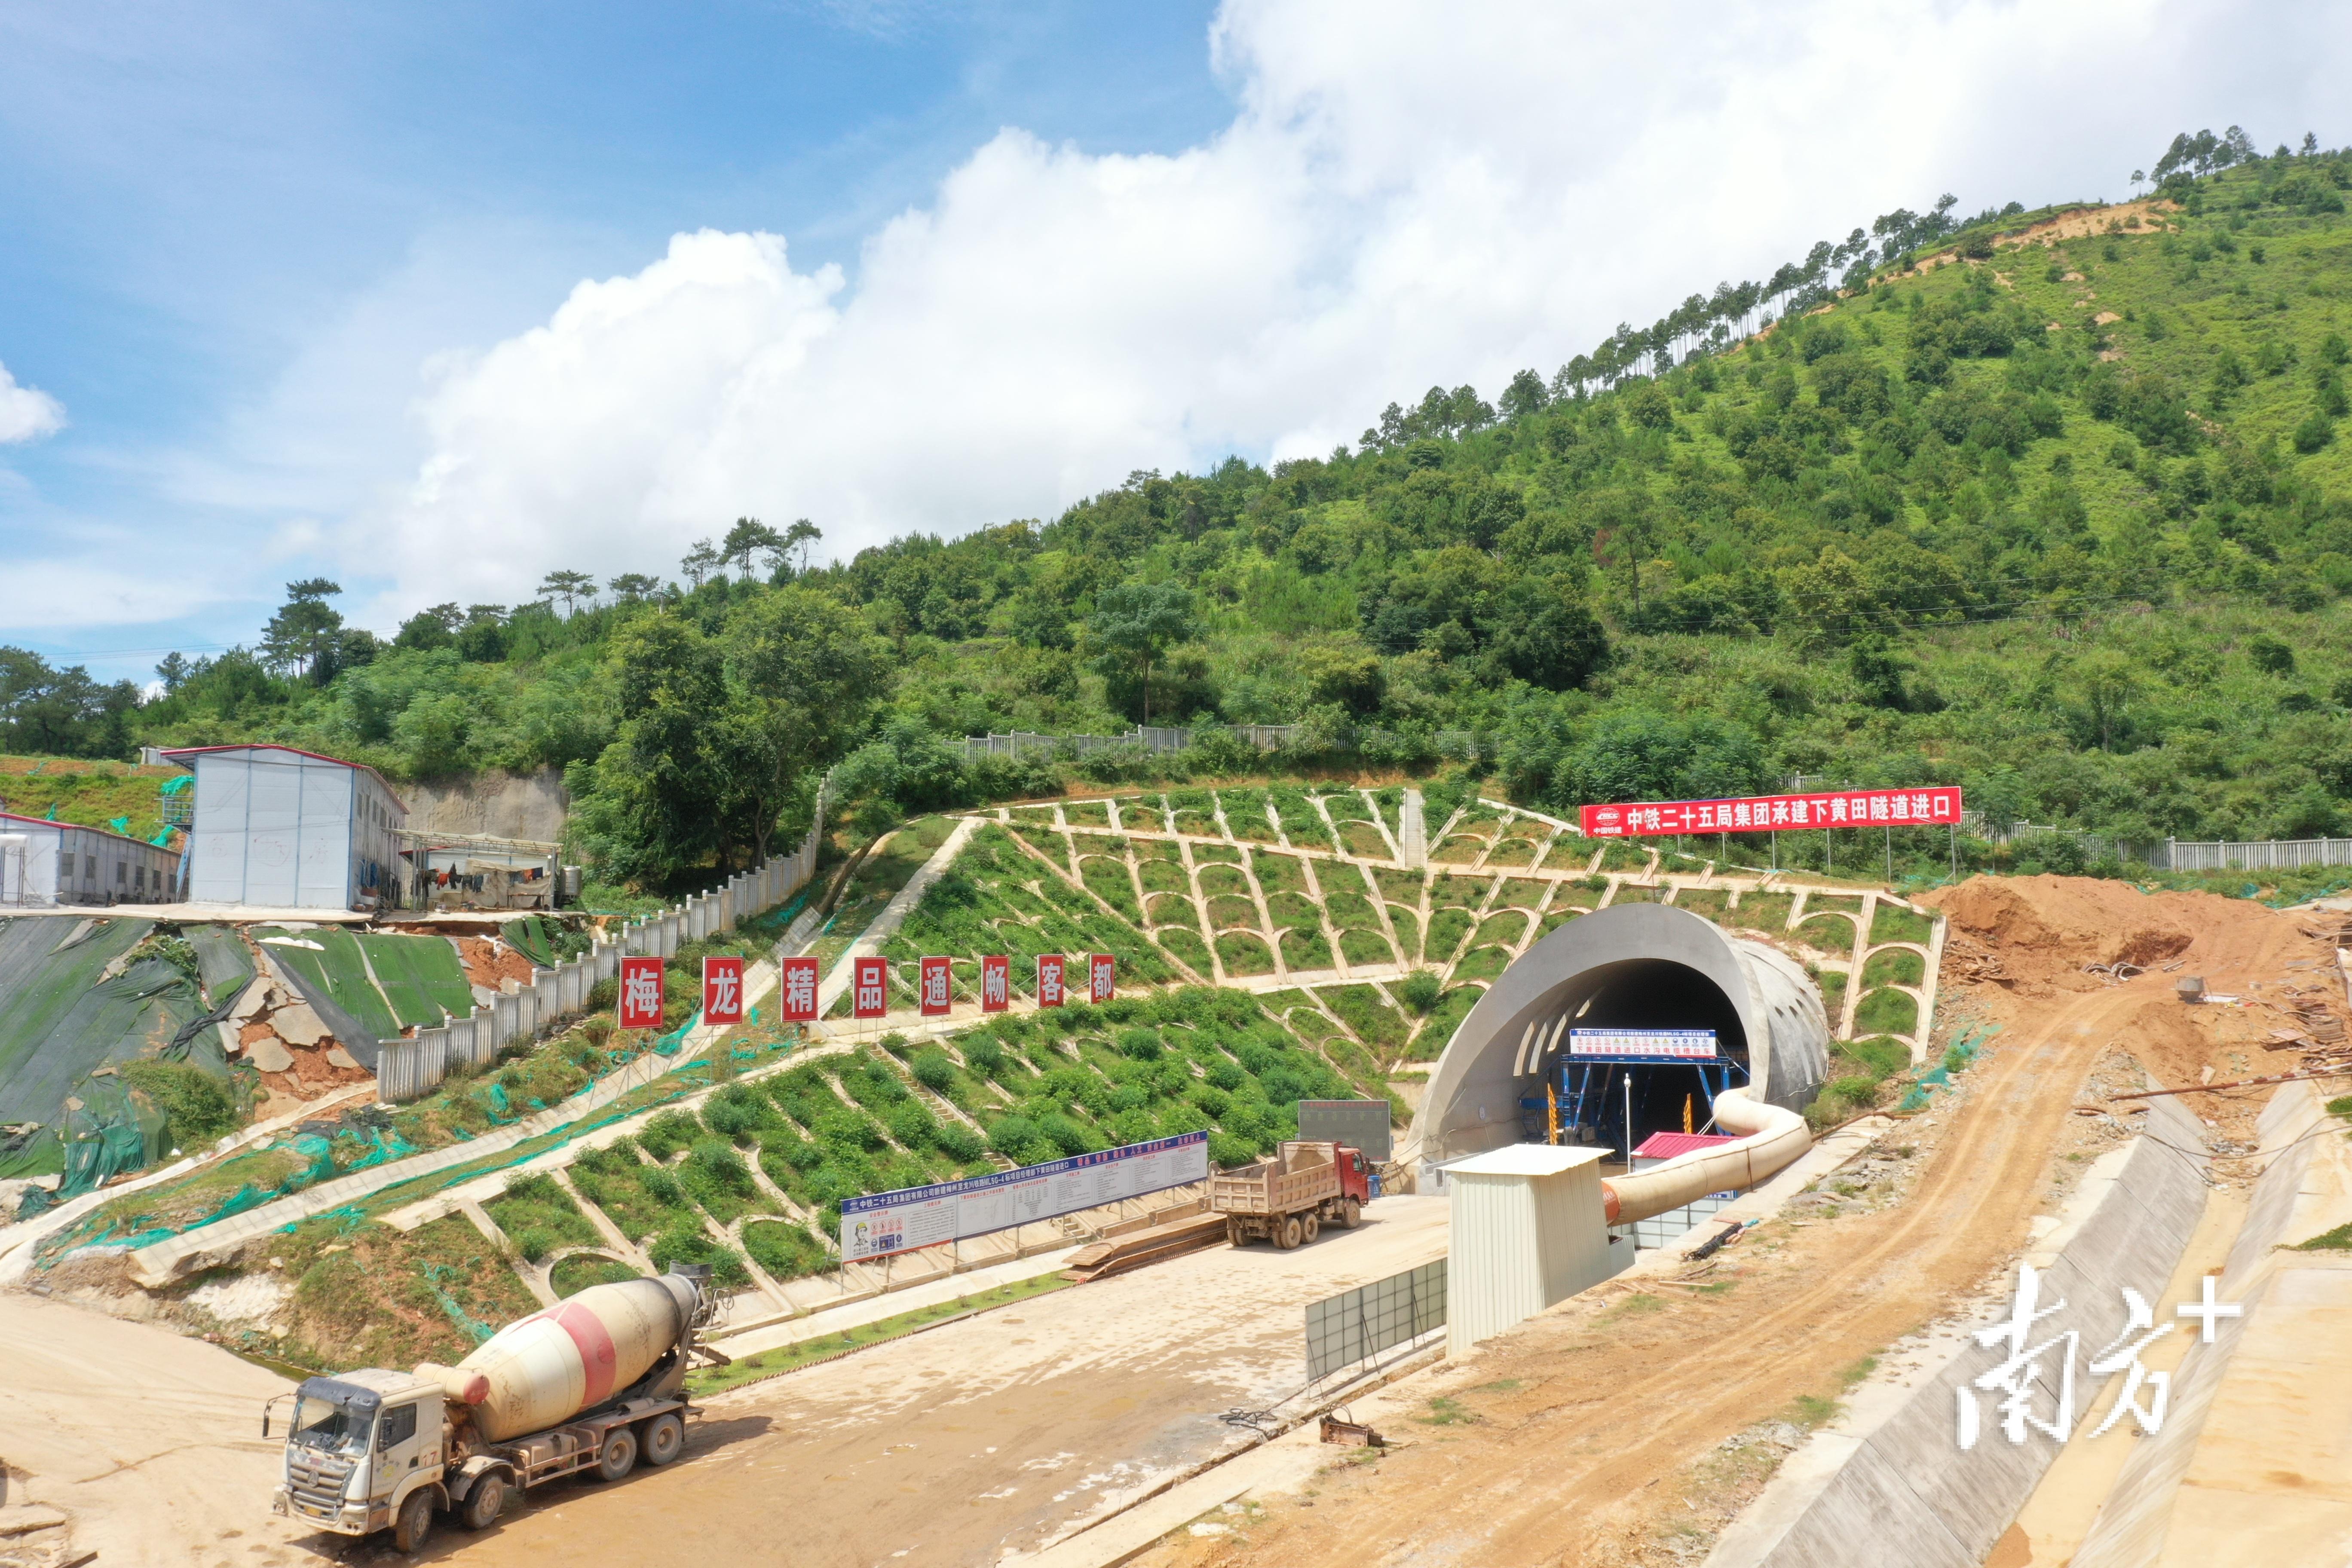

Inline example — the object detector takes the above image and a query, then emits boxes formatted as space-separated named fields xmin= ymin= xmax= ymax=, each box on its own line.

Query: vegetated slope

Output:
xmin=7 ymin=139 xmax=2350 ymax=888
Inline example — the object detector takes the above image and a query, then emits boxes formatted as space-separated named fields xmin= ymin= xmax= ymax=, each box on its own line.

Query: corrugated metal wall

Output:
xmin=1447 ymin=1154 xmax=1614 ymax=1356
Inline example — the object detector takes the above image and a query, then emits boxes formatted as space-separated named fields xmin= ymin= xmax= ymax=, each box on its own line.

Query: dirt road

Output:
xmin=1143 ymin=879 xmax=2319 ymax=1568
xmin=427 ymin=1196 xmax=1448 ymax=1568
xmin=0 ymin=1288 xmax=292 ymax=1568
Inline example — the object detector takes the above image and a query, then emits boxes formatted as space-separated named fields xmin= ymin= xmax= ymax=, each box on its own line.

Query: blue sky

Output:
xmin=2 ymin=1 xmax=2343 ymax=684
xmin=0 ymin=1 xmax=1227 ymax=676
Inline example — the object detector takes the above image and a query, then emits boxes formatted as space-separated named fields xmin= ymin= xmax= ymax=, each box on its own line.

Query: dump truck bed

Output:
xmin=1210 ymin=1141 xmax=1341 ymax=1216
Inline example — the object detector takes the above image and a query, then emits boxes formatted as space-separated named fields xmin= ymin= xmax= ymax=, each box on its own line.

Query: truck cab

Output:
xmin=270 ymin=1369 xmax=447 ymax=1549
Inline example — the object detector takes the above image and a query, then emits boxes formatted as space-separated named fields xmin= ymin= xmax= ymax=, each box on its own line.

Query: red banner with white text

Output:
xmin=1580 ymin=787 xmax=1962 ymax=839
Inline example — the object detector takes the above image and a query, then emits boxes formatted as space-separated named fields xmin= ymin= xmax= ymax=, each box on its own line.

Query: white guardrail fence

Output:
xmin=374 ymin=778 xmax=835 ymax=1102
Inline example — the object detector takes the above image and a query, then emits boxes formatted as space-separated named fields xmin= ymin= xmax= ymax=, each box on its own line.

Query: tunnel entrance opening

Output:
xmin=1534 ymin=958 xmax=1751 ymax=1158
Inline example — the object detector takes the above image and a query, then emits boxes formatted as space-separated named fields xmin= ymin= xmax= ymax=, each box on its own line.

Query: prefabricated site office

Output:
xmin=164 ymin=744 xmax=408 ymax=911
xmin=0 ymin=812 xmax=184 ymax=907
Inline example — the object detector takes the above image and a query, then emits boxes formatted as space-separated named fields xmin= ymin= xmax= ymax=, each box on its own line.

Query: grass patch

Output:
xmin=1854 ymin=988 xmax=1919 ymax=1035
xmin=1216 ymin=933 xmax=1276 ymax=975
xmin=1862 ymin=947 xmax=1926 ymax=987
xmin=743 ymin=1218 xmax=832 ymax=1279
xmin=483 ymin=1172 xmax=603 ymax=1263
xmin=1673 ymin=888 xmax=1729 ymax=922
xmin=1794 ymin=913 xmax=1856 ymax=954
xmin=1407 ymin=983 xmax=1482 ymax=1060
xmin=1868 ymin=904 xmax=1934 ymax=946
xmin=1417 ymin=1395 xmax=1479 ymax=1426
xmin=1323 ymin=984 xmax=1409 ymax=1052
xmin=551 ymin=1255 xmax=643 ymax=1297
xmin=1730 ymin=891 xmax=1793 ymax=932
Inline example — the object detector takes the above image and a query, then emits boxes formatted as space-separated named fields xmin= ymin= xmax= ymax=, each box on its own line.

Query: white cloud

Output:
xmin=0 ymin=359 xmax=65 ymax=444
xmin=364 ymin=0 xmax=2350 ymax=608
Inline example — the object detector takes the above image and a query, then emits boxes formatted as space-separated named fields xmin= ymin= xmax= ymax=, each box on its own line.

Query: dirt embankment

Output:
xmin=456 ymin=935 xmax=537 ymax=990
xmin=1147 ymin=877 xmax=2333 ymax=1568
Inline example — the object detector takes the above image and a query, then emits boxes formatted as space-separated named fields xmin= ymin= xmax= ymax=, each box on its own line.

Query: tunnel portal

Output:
xmin=1409 ymin=903 xmax=1829 ymax=1173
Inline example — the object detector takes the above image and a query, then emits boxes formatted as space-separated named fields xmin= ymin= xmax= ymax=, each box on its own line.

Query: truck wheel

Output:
xmin=392 ymin=1489 xmax=435 ymax=1553
xmin=461 ymin=1473 xmax=506 ymax=1530
xmin=1225 ymin=1217 xmax=1243 ymax=1247
xmin=641 ymin=1412 xmax=686 ymax=1467
xmin=1301 ymin=1213 xmax=1320 ymax=1245
xmin=596 ymin=1426 xmax=639 ymax=1482
xmin=1276 ymin=1216 xmax=1301 ymax=1250
xmin=1341 ymin=1197 xmax=1363 ymax=1230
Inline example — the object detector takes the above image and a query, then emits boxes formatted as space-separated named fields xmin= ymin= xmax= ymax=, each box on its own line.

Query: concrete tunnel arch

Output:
xmin=1407 ymin=903 xmax=1831 ymax=1171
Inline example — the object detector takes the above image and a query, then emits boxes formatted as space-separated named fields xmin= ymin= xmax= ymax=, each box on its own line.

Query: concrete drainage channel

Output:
xmin=1704 ymin=1094 xmax=2214 ymax=1568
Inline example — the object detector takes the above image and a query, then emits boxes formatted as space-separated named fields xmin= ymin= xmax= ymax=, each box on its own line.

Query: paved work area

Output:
xmin=0 ymin=1288 xmax=291 ymax=1568
xmin=421 ymin=1197 xmax=1448 ymax=1568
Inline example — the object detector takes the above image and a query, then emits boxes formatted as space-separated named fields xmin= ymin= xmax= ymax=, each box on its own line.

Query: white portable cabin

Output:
xmin=165 ymin=744 xmax=408 ymax=911
xmin=0 ymin=811 xmax=185 ymax=907
xmin=1445 ymin=1144 xmax=1617 ymax=1355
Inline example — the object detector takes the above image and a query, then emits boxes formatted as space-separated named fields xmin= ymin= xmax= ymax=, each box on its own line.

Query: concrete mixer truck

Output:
xmin=265 ymin=1266 xmax=718 ymax=1553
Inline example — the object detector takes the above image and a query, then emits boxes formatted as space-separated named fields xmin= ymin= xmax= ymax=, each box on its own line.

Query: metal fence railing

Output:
xmin=954 ymin=725 xmax=1302 ymax=761
xmin=2157 ymin=836 xmax=2352 ymax=872
xmin=1953 ymin=817 xmax=2352 ymax=874
xmin=1305 ymin=1259 xmax=1447 ymax=1383
xmin=955 ymin=723 xmax=1482 ymax=764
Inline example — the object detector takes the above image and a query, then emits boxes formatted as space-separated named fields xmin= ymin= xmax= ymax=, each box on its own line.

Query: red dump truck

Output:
xmin=265 ymin=1267 xmax=717 ymax=1553
xmin=1210 ymin=1139 xmax=1372 ymax=1248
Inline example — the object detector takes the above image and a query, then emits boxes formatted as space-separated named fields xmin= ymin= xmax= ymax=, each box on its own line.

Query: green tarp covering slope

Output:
xmin=356 ymin=934 xmax=475 ymax=1027
xmin=0 ymin=918 xmax=155 ymax=1124
xmin=187 ymin=925 xmax=256 ymax=1006
xmin=501 ymin=916 xmax=556 ymax=969
xmin=250 ymin=928 xmax=402 ymax=1041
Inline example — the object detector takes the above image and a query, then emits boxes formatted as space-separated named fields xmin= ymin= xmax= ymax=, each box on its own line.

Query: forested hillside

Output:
xmin=6 ymin=135 xmax=2351 ymax=888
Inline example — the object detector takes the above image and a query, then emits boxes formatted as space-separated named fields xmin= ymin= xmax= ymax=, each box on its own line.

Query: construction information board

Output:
xmin=1580 ymin=786 xmax=1961 ymax=838
xmin=1569 ymin=1028 xmax=1719 ymax=1060
xmin=839 ymin=1130 xmax=1209 ymax=1262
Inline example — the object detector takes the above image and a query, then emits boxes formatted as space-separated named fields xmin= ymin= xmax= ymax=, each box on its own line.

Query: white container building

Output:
xmin=1445 ymin=1143 xmax=1618 ymax=1356
xmin=0 ymin=811 xmax=185 ymax=907
xmin=164 ymin=744 xmax=408 ymax=911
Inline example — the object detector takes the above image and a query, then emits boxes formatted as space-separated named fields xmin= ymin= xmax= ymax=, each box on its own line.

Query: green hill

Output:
xmin=6 ymin=139 xmax=2351 ymax=887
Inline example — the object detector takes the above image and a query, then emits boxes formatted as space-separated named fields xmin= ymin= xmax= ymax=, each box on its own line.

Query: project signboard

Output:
xmin=1569 ymin=1028 xmax=1719 ymax=1061
xmin=1580 ymin=786 xmax=1962 ymax=839
xmin=919 ymin=956 xmax=952 ymax=1016
xmin=778 ymin=956 xmax=819 ymax=1021
xmin=852 ymin=956 xmax=888 ymax=1018
xmin=618 ymin=956 xmax=666 ymax=1029
xmin=701 ymin=956 xmax=745 ymax=1025
xmin=839 ymin=1130 xmax=1210 ymax=1262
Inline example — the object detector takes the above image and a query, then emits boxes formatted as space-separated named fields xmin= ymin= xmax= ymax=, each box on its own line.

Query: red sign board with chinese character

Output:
xmin=702 ymin=956 xmax=745 ymax=1025
xmin=1035 ymin=954 xmax=1066 ymax=1008
xmin=980 ymin=954 xmax=1010 ymax=1013
xmin=778 ymin=956 xmax=819 ymax=1022
xmin=1580 ymin=787 xmax=1962 ymax=839
xmin=919 ymin=956 xmax=952 ymax=1016
xmin=619 ymin=956 xmax=666 ymax=1029
xmin=1089 ymin=953 xmax=1115 ymax=1004
xmin=852 ymin=956 xmax=888 ymax=1019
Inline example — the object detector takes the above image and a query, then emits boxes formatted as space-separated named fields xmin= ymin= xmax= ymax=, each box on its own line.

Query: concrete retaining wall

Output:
xmin=1721 ymin=1094 xmax=2211 ymax=1568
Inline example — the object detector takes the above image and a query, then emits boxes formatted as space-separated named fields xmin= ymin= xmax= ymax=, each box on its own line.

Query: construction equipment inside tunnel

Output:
xmin=1410 ymin=904 xmax=1828 ymax=1226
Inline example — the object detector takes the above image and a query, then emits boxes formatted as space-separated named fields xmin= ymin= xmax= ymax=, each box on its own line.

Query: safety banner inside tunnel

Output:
xmin=839 ymin=1130 xmax=1209 ymax=1262
xmin=1580 ymin=786 xmax=1962 ymax=839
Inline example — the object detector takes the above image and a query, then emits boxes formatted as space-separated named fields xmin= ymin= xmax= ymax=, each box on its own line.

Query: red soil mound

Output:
xmin=1923 ymin=875 xmax=2213 ymax=988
